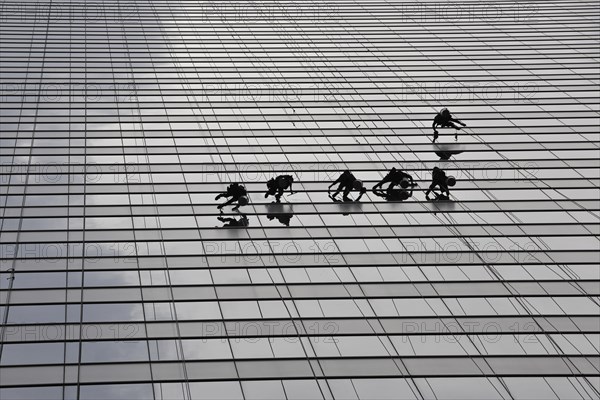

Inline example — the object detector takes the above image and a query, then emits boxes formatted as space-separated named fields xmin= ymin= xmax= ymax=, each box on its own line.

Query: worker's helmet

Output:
xmin=446 ymin=176 xmax=456 ymax=187
xmin=440 ymin=108 xmax=450 ymax=117
xmin=352 ymin=179 xmax=363 ymax=190
xmin=400 ymin=177 xmax=410 ymax=189
xmin=238 ymin=196 xmax=249 ymax=206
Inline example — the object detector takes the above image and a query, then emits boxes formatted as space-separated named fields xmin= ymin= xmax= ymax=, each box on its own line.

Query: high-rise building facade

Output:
xmin=1 ymin=1 xmax=599 ymax=399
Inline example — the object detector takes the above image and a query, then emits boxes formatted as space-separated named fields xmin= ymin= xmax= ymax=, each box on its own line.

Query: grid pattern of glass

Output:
xmin=1 ymin=0 xmax=599 ymax=399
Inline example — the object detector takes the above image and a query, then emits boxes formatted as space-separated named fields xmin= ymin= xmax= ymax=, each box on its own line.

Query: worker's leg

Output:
xmin=342 ymin=185 xmax=352 ymax=201
xmin=275 ymin=188 xmax=284 ymax=202
xmin=440 ymin=183 xmax=450 ymax=197
xmin=425 ymin=182 xmax=437 ymax=198
xmin=331 ymin=183 xmax=344 ymax=198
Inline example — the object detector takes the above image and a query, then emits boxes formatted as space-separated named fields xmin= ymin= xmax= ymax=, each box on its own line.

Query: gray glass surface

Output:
xmin=0 ymin=0 xmax=598 ymax=398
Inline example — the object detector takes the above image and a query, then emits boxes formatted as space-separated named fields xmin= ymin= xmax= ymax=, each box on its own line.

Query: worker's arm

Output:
xmin=218 ymin=197 xmax=236 ymax=209
xmin=450 ymin=117 xmax=466 ymax=126
xmin=443 ymin=184 xmax=450 ymax=197
xmin=372 ymin=179 xmax=384 ymax=191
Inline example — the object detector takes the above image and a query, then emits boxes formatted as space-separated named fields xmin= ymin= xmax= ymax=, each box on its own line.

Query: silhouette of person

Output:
xmin=215 ymin=183 xmax=248 ymax=211
xmin=265 ymin=175 xmax=294 ymax=202
xmin=218 ymin=215 xmax=249 ymax=227
xmin=373 ymin=184 xmax=414 ymax=201
xmin=267 ymin=212 xmax=294 ymax=226
xmin=372 ymin=167 xmax=415 ymax=192
xmin=425 ymin=167 xmax=456 ymax=200
xmin=432 ymin=108 xmax=467 ymax=142
xmin=329 ymin=170 xmax=367 ymax=202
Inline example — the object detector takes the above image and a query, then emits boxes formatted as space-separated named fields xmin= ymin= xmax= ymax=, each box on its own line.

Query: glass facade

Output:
xmin=1 ymin=0 xmax=599 ymax=399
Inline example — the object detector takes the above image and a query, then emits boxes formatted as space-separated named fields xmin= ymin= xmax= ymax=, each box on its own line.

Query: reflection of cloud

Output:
xmin=85 ymin=194 xmax=129 ymax=206
xmin=0 ymin=386 xmax=63 ymax=400
xmin=24 ymin=194 xmax=68 ymax=207
xmin=189 ymin=381 xmax=245 ymax=400
xmin=85 ymin=270 xmax=139 ymax=287
xmin=83 ymin=303 xmax=144 ymax=322
xmin=12 ymin=271 xmax=65 ymax=289
xmin=150 ymin=339 xmax=179 ymax=361
xmin=241 ymin=380 xmax=286 ymax=400
xmin=21 ymin=217 xmax=67 ymax=230
xmin=79 ymin=384 xmax=154 ymax=400
xmin=1 ymin=342 xmax=64 ymax=365
xmin=7 ymin=304 xmax=64 ymax=324
xmin=182 ymin=339 xmax=232 ymax=360
xmin=81 ymin=341 xmax=148 ymax=363
xmin=85 ymin=217 xmax=133 ymax=229
xmin=175 ymin=301 xmax=222 ymax=320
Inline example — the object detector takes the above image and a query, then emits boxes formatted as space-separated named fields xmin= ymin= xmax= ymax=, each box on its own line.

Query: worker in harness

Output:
xmin=328 ymin=170 xmax=367 ymax=202
xmin=215 ymin=183 xmax=249 ymax=211
xmin=432 ymin=108 xmax=467 ymax=142
xmin=265 ymin=174 xmax=295 ymax=202
xmin=425 ymin=167 xmax=456 ymax=200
